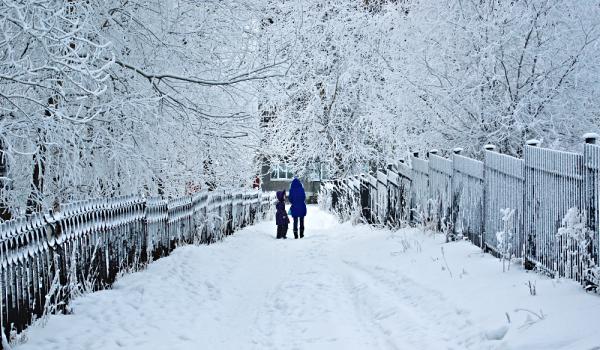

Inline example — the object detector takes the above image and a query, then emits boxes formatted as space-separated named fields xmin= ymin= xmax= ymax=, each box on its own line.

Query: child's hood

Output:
xmin=276 ymin=191 xmax=285 ymax=202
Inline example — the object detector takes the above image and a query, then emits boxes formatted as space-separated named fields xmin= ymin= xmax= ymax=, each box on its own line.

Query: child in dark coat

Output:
xmin=275 ymin=191 xmax=289 ymax=239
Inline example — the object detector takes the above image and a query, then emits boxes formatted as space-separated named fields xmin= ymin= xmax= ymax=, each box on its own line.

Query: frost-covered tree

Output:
xmin=3 ymin=0 xmax=600 ymax=215
xmin=0 ymin=0 xmax=281 ymax=216
xmin=394 ymin=0 xmax=600 ymax=156
xmin=257 ymin=0 xmax=409 ymax=177
xmin=257 ymin=0 xmax=600 ymax=176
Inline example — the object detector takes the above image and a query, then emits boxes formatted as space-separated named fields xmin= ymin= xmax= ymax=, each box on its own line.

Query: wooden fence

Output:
xmin=320 ymin=134 xmax=600 ymax=290
xmin=0 ymin=189 xmax=273 ymax=346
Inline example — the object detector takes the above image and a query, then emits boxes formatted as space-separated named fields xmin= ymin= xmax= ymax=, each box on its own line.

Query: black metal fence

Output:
xmin=320 ymin=135 xmax=600 ymax=290
xmin=0 ymin=189 xmax=273 ymax=346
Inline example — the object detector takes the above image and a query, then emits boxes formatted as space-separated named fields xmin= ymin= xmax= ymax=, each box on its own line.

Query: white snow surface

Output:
xmin=16 ymin=206 xmax=600 ymax=350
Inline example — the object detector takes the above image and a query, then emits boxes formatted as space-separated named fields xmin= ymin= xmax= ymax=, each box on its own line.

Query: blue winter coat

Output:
xmin=288 ymin=178 xmax=307 ymax=218
xmin=275 ymin=191 xmax=289 ymax=226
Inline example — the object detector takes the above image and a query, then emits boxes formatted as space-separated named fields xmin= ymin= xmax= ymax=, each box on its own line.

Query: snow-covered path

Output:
xmin=16 ymin=207 xmax=600 ymax=350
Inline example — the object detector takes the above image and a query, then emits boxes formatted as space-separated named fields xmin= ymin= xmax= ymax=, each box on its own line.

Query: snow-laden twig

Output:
xmin=497 ymin=208 xmax=516 ymax=272
xmin=440 ymin=246 xmax=453 ymax=279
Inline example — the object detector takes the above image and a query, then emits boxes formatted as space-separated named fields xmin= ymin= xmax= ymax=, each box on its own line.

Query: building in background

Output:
xmin=260 ymin=161 xmax=329 ymax=203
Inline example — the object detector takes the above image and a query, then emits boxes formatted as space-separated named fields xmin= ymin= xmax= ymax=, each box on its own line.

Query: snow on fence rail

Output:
xmin=0 ymin=190 xmax=273 ymax=346
xmin=319 ymin=134 xmax=600 ymax=291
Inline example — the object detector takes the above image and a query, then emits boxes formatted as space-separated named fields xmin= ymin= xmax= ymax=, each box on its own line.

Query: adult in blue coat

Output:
xmin=288 ymin=178 xmax=307 ymax=239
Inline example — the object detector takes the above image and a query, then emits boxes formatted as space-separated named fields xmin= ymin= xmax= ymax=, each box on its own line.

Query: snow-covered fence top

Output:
xmin=397 ymin=161 xmax=413 ymax=181
xmin=411 ymin=155 xmax=429 ymax=175
xmin=0 ymin=190 xmax=273 ymax=347
xmin=320 ymin=134 xmax=600 ymax=291
xmin=453 ymin=153 xmax=484 ymax=180
xmin=387 ymin=170 xmax=399 ymax=186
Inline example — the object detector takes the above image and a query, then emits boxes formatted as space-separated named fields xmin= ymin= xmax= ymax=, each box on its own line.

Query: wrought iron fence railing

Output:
xmin=0 ymin=189 xmax=274 ymax=345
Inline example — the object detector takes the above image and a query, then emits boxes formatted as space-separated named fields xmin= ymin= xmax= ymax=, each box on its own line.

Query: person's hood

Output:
xmin=290 ymin=178 xmax=303 ymax=190
xmin=276 ymin=190 xmax=285 ymax=202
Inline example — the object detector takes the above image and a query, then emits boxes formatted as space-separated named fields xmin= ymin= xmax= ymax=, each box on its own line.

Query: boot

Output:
xmin=294 ymin=230 xmax=298 ymax=239
xmin=300 ymin=228 xmax=304 ymax=239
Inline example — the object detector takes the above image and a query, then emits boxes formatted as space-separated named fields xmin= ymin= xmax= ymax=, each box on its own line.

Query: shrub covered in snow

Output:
xmin=555 ymin=208 xmax=596 ymax=282
xmin=496 ymin=208 xmax=516 ymax=272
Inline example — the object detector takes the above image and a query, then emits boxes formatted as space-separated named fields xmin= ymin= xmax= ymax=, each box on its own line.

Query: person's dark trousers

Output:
xmin=276 ymin=225 xmax=288 ymax=239
xmin=293 ymin=216 xmax=305 ymax=239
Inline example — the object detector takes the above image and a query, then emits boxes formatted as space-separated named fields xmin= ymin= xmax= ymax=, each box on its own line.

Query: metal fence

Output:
xmin=410 ymin=155 xmax=429 ymax=219
xmin=429 ymin=153 xmax=453 ymax=232
xmin=0 ymin=190 xmax=273 ymax=345
xmin=585 ymin=143 xmax=600 ymax=272
xmin=376 ymin=171 xmax=388 ymax=224
xmin=452 ymin=151 xmax=485 ymax=247
xmin=483 ymin=149 xmax=524 ymax=259
xmin=320 ymin=135 xmax=600 ymax=290
xmin=385 ymin=165 xmax=412 ymax=226
xmin=523 ymin=143 xmax=585 ymax=277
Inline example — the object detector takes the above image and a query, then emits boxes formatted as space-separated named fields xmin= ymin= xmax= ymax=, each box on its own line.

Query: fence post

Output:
xmin=524 ymin=139 xmax=541 ymax=270
xmin=584 ymin=133 xmax=599 ymax=276
xmin=451 ymin=148 xmax=463 ymax=236
xmin=410 ymin=153 xmax=418 ymax=222
xmin=482 ymin=144 xmax=495 ymax=251
xmin=429 ymin=150 xmax=437 ymax=229
xmin=584 ymin=134 xmax=598 ymax=145
xmin=483 ymin=144 xmax=496 ymax=152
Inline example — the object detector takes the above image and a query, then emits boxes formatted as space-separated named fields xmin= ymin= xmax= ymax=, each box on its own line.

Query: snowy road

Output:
xmin=16 ymin=207 xmax=600 ymax=350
